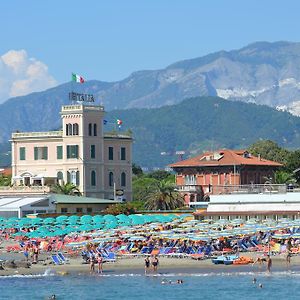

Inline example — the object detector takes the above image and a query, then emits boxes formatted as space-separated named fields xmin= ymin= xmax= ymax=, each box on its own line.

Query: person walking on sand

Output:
xmin=144 ymin=256 xmax=150 ymax=274
xmin=266 ymin=255 xmax=272 ymax=273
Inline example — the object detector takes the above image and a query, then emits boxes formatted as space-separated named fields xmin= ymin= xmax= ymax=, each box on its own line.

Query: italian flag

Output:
xmin=72 ymin=73 xmax=85 ymax=83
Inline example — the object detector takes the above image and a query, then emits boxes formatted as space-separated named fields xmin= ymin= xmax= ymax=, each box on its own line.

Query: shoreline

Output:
xmin=1 ymin=254 xmax=299 ymax=277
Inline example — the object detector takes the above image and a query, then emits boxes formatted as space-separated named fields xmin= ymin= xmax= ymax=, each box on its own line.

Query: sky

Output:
xmin=0 ymin=0 xmax=300 ymax=103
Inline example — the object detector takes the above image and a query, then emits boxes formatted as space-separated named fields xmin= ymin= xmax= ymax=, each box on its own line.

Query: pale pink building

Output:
xmin=11 ymin=104 xmax=132 ymax=201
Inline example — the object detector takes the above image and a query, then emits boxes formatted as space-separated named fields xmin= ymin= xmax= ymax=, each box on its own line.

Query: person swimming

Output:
xmin=259 ymin=283 xmax=263 ymax=288
xmin=252 ymin=278 xmax=257 ymax=284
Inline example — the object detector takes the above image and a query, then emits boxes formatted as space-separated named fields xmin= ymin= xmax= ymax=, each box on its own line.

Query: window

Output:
xmin=109 ymin=147 xmax=114 ymax=160
xmin=121 ymin=172 xmax=126 ymax=187
xmin=76 ymin=207 xmax=83 ymax=213
xmin=88 ymin=123 xmax=92 ymax=136
xmin=109 ymin=172 xmax=114 ymax=187
xmin=67 ymin=170 xmax=80 ymax=186
xmin=120 ymin=147 xmax=126 ymax=160
xmin=19 ymin=147 xmax=26 ymax=160
xmin=61 ymin=208 xmax=68 ymax=213
xmin=67 ymin=145 xmax=79 ymax=158
xmin=34 ymin=147 xmax=48 ymax=160
xmin=73 ymin=123 xmax=79 ymax=135
xmin=66 ymin=123 xmax=73 ymax=136
xmin=57 ymin=171 xmax=63 ymax=181
xmin=91 ymin=170 xmax=96 ymax=186
xmin=90 ymin=145 xmax=95 ymax=159
xmin=57 ymin=146 xmax=63 ymax=159
xmin=87 ymin=207 xmax=92 ymax=213
xmin=93 ymin=124 xmax=97 ymax=136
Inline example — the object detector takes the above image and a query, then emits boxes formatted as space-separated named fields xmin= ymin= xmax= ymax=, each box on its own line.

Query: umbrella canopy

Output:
xmin=43 ymin=217 xmax=55 ymax=225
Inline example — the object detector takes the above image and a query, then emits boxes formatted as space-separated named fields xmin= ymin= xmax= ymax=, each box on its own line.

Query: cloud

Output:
xmin=0 ymin=50 xmax=57 ymax=103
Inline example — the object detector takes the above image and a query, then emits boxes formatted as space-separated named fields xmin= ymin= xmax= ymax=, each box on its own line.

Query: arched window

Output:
xmin=57 ymin=171 xmax=63 ymax=181
xmin=66 ymin=124 xmax=71 ymax=136
xmin=73 ymin=123 xmax=79 ymax=135
xmin=121 ymin=172 xmax=126 ymax=187
xmin=93 ymin=123 xmax=97 ymax=136
xmin=66 ymin=123 xmax=73 ymax=136
xmin=91 ymin=170 xmax=96 ymax=186
xmin=88 ymin=123 xmax=92 ymax=136
xmin=109 ymin=172 xmax=114 ymax=187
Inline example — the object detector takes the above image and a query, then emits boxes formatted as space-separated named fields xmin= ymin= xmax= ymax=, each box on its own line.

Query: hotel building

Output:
xmin=11 ymin=104 xmax=133 ymax=201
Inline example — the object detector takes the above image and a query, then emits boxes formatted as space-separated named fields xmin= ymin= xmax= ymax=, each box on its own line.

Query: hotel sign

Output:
xmin=69 ymin=92 xmax=95 ymax=102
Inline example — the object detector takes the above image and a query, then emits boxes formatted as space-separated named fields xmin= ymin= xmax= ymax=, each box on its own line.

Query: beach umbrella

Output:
xmin=56 ymin=215 xmax=68 ymax=223
xmin=103 ymin=214 xmax=117 ymax=223
xmin=43 ymin=217 xmax=55 ymax=225
xmin=92 ymin=215 xmax=104 ymax=223
xmin=30 ymin=218 xmax=43 ymax=226
xmin=79 ymin=224 xmax=94 ymax=232
xmin=80 ymin=215 xmax=93 ymax=224
xmin=105 ymin=223 xmax=118 ymax=229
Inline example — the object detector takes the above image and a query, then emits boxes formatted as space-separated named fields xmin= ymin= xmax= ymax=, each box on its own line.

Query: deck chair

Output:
xmin=58 ymin=252 xmax=70 ymax=264
xmin=51 ymin=254 xmax=62 ymax=265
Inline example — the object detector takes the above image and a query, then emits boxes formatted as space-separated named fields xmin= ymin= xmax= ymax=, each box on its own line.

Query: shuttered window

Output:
xmin=67 ymin=145 xmax=79 ymax=159
xmin=34 ymin=147 xmax=48 ymax=160
xmin=57 ymin=146 xmax=63 ymax=159
xmin=19 ymin=147 xmax=26 ymax=160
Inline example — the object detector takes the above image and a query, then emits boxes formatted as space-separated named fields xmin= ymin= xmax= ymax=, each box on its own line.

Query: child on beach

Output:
xmin=144 ymin=257 xmax=150 ymax=274
xmin=96 ymin=253 xmax=103 ymax=274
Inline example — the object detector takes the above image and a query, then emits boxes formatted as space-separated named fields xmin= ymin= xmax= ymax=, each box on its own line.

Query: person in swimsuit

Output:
xmin=152 ymin=256 xmax=159 ymax=272
xmin=89 ymin=253 xmax=95 ymax=273
xmin=266 ymin=255 xmax=272 ymax=273
xmin=96 ymin=253 xmax=103 ymax=274
xmin=144 ymin=257 xmax=150 ymax=274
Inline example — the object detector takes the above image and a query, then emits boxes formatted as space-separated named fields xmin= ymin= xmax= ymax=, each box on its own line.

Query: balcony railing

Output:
xmin=12 ymin=131 xmax=62 ymax=139
xmin=177 ymin=184 xmax=288 ymax=195
xmin=0 ymin=186 xmax=51 ymax=195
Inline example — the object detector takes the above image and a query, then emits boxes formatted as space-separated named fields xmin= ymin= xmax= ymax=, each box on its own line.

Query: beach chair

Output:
xmin=102 ymin=252 xmax=116 ymax=262
xmin=58 ymin=252 xmax=70 ymax=264
xmin=51 ymin=254 xmax=62 ymax=265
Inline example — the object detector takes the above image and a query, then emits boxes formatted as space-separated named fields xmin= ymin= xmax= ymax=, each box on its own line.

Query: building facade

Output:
xmin=11 ymin=104 xmax=133 ymax=201
xmin=169 ymin=149 xmax=282 ymax=204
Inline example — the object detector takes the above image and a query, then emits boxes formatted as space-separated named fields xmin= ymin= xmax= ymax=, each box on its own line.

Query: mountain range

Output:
xmin=2 ymin=96 xmax=300 ymax=169
xmin=2 ymin=41 xmax=300 ymax=167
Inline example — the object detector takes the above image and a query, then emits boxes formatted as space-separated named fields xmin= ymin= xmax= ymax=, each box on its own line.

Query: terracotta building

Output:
xmin=169 ymin=149 xmax=282 ymax=204
xmin=11 ymin=104 xmax=132 ymax=201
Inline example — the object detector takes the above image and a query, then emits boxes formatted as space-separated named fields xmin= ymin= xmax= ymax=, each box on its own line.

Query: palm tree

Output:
xmin=144 ymin=180 xmax=185 ymax=210
xmin=51 ymin=182 xmax=81 ymax=196
xmin=264 ymin=171 xmax=296 ymax=185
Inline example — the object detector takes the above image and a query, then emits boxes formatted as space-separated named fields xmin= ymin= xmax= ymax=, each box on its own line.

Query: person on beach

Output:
xmin=96 ymin=253 xmax=103 ymax=274
xmin=32 ymin=245 xmax=39 ymax=264
xmin=286 ymin=239 xmax=292 ymax=268
xmin=152 ymin=256 xmax=159 ymax=272
xmin=89 ymin=253 xmax=95 ymax=273
xmin=266 ymin=255 xmax=272 ymax=273
xmin=144 ymin=256 xmax=150 ymax=274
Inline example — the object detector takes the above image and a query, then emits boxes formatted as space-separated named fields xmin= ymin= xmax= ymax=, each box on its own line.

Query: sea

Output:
xmin=0 ymin=270 xmax=299 ymax=300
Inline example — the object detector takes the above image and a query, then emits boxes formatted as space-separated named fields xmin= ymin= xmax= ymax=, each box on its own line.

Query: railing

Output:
xmin=12 ymin=131 xmax=62 ymax=138
xmin=62 ymin=105 xmax=104 ymax=112
xmin=212 ymin=184 xmax=287 ymax=195
xmin=104 ymin=131 xmax=132 ymax=138
xmin=177 ymin=185 xmax=203 ymax=192
xmin=0 ymin=186 xmax=51 ymax=195
xmin=177 ymin=184 xmax=288 ymax=195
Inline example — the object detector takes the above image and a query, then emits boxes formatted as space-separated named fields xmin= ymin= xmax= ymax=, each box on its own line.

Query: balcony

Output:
xmin=0 ymin=186 xmax=51 ymax=196
xmin=177 ymin=185 xmax=203 ymax=193
xmin=12 ymin=131 xmax=62 ymax=139
xmin=212 ymin=184 xmax=287 ymax=195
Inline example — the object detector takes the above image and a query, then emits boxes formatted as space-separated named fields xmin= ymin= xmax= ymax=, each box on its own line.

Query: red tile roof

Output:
xmin=169 ymin=149 xmax=282 ymax=168
xmin=0 ymin=168 xmax=12 ymax=176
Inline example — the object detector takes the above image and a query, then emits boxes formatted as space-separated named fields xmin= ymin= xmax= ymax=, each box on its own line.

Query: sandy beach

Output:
xmin=1 ymin=251 xmax=300 ymax=277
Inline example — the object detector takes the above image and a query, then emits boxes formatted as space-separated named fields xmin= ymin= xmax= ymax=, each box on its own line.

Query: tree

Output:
xmin=132 ymin=177 xmax=158 ymax=201
xmin=0 ymin=174 xmax=11 ymax=186
xmin=273 ymin=171 xmax=297 ymax=185
xmin=148 ymin=170 xmax=172 ymax=181
xmin=103 ymin=201 xmax=145 ymax=215
xmin=51 ymin=183 xmax=81 ymax=195
xmin=132 ymin=163 xmax=143 ymax=177
xmin=248 ymin=140 xmax=289 ymax=164
xmin=144 ymin=180 xmax=185 ymax=210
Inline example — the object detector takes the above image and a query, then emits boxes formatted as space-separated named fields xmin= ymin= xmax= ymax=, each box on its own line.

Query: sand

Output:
xmin=1 ymin=252 xmax=300 ymax=277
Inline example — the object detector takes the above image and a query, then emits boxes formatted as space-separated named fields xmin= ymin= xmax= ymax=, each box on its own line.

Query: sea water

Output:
xmin=0 ymin=270 xmax=299 ymax=299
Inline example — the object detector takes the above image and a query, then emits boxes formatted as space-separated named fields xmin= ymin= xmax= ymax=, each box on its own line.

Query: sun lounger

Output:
xmin=58 ymin=252 xmax=70 ymax=264
xmin=51 ymin=254 xmax=63 ymax=265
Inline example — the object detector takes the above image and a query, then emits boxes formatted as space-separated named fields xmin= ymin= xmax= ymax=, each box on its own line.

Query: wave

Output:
xmin=0 ymin=268 xmax=56 ymax=278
